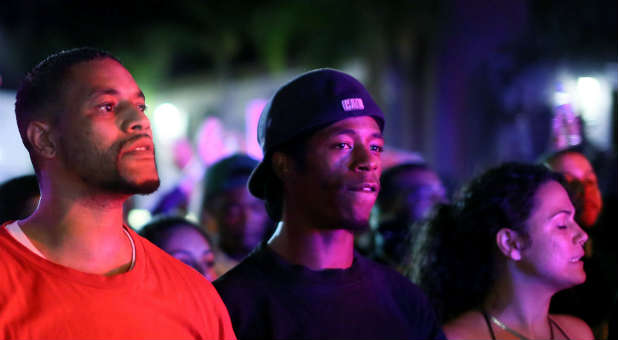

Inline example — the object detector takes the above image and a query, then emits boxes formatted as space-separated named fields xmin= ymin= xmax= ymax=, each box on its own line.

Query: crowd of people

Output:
xmin=0 ymin=47 xmax=615 ymax=339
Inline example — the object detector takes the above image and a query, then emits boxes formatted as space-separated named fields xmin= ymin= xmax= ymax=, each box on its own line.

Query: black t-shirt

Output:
xmin=213 ymin=242 xmax=446 ymax=340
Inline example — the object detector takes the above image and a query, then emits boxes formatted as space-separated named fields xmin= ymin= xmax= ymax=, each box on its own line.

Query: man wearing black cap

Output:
xmin=213 ymin=69 xmax=445 ymax=339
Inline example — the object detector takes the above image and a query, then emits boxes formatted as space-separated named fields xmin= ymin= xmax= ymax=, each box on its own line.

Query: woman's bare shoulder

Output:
xmin=550 ymin=314 xmax=594 ymax=340
xmin=444 ymin=310 xmax=493 ymax=340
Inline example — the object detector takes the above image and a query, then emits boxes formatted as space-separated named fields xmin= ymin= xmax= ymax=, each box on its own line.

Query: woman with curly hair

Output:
xmin=409 ymin=163 xmax=593 ymax=339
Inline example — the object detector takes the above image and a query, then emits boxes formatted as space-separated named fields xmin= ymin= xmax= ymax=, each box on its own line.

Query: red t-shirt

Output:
xmin=0 ymin=222 xmax=236 ymax=339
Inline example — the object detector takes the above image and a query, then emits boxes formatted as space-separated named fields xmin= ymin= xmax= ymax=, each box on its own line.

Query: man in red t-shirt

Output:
xmin=0 ymin=47 xmax=236 ymax=339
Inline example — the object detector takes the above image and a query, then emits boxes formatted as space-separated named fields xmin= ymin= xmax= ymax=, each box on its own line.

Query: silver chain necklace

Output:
xmin=489 ymin=314 xmax=554 ymax=340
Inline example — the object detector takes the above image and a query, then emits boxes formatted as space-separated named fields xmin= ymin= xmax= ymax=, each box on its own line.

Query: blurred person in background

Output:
xmin=543 ymin=148 xmax=616 ymax=339
xmin=140 ymin=215 xmax=217 ymax=281
xmin=410 ymin=163 xmax=593 ymax=339
xmin=0 ymin=174 xmax=40 ymax=222
xmin=151 ymin=138 xmax=204 ymax=217
xmin=371 ymin=162 xmax=447 ymax=271
xmin=543 ymin=149 xmax=602 ymax=229
xmin=200 ymin=153 xmax=273 ymax=276
xmin=0 ymin=47 xmax=235 ymax=339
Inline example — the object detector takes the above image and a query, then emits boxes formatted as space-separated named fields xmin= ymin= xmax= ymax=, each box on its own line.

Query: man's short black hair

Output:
xmin=15 ymin=47 xmax=119 ymax=156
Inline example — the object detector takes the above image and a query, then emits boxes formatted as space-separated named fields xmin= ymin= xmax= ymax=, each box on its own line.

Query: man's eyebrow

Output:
xmin=88 ymin=88 xmax=145 ymax=99
xmin=371 ymin=132 xmax=385 ymax=140
xmin=88 ymin=88 xmax=117 ymax=98
xmin=330 ymin=128 xmax=384 ymax=140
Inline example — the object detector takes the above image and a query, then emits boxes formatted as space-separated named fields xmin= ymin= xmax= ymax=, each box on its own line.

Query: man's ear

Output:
xmin=496 ymin=228 xmax=525 ymax=261
xmin=26 ymin=121 xmax=56 ymax=159
xmin=271 ymin=152 xmax=293 ymax=181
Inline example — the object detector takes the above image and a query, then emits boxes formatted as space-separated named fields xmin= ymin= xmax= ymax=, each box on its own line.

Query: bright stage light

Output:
xmin=127 ymin=209 xmax=152 ymax=231
xmin=576 ymin=77 xmax=602 ymax=123
xmin=553 ymin=91 xmax=571 ymax=107
xmin=153 ymin=103 xmax=188 ymax=142
xmin=574 ymin=76 xmax=611 ymax=149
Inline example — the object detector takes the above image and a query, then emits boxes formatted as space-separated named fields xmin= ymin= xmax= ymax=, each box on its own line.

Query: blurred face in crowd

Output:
xmin=547 ymin=152 xmax=602 ymax=227
xmin=54 ymin=58 xmax=159 ymax=194
xmin=517 ymin=180 xmax=588 ymax=290
xmin=159 ymin=225 xmax=217 ymax=281
xmin=283 ymin=116 xmax=384 ymax=231
xmin=392 ymin=168 xmax=447 ymax=223
xmin=374 ymin=167 xmax=446 ymax=264
xmin=211 ymin=186 xmax=270 ymax=258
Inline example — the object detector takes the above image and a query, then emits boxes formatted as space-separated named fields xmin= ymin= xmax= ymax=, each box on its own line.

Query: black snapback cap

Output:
xmin=248 ymin=68 xmax=385 ymax=198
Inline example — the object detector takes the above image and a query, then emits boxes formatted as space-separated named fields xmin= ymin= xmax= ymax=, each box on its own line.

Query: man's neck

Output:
xmin=18 ymin=187 xmax=133 ymax=275
xmin=267 ymin=218 xmax=355 ymax=271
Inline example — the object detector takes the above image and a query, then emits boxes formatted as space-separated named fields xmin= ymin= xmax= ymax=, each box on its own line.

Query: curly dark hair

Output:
xmin=407 ymin=162 xmax=563 ymax=323
xmin=15 ymin=47 xmax=119 ymax=170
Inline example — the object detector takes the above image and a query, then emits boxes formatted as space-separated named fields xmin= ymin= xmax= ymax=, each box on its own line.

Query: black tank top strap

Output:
xmin=481 ymin=310 xmax=497 ymax=340
xmin=549 ymin=316 xmax=571 ymax=340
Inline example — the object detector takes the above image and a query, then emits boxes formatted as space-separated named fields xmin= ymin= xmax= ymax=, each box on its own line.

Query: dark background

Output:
xmin=1 ymin=0 xmax=616 ymax=192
